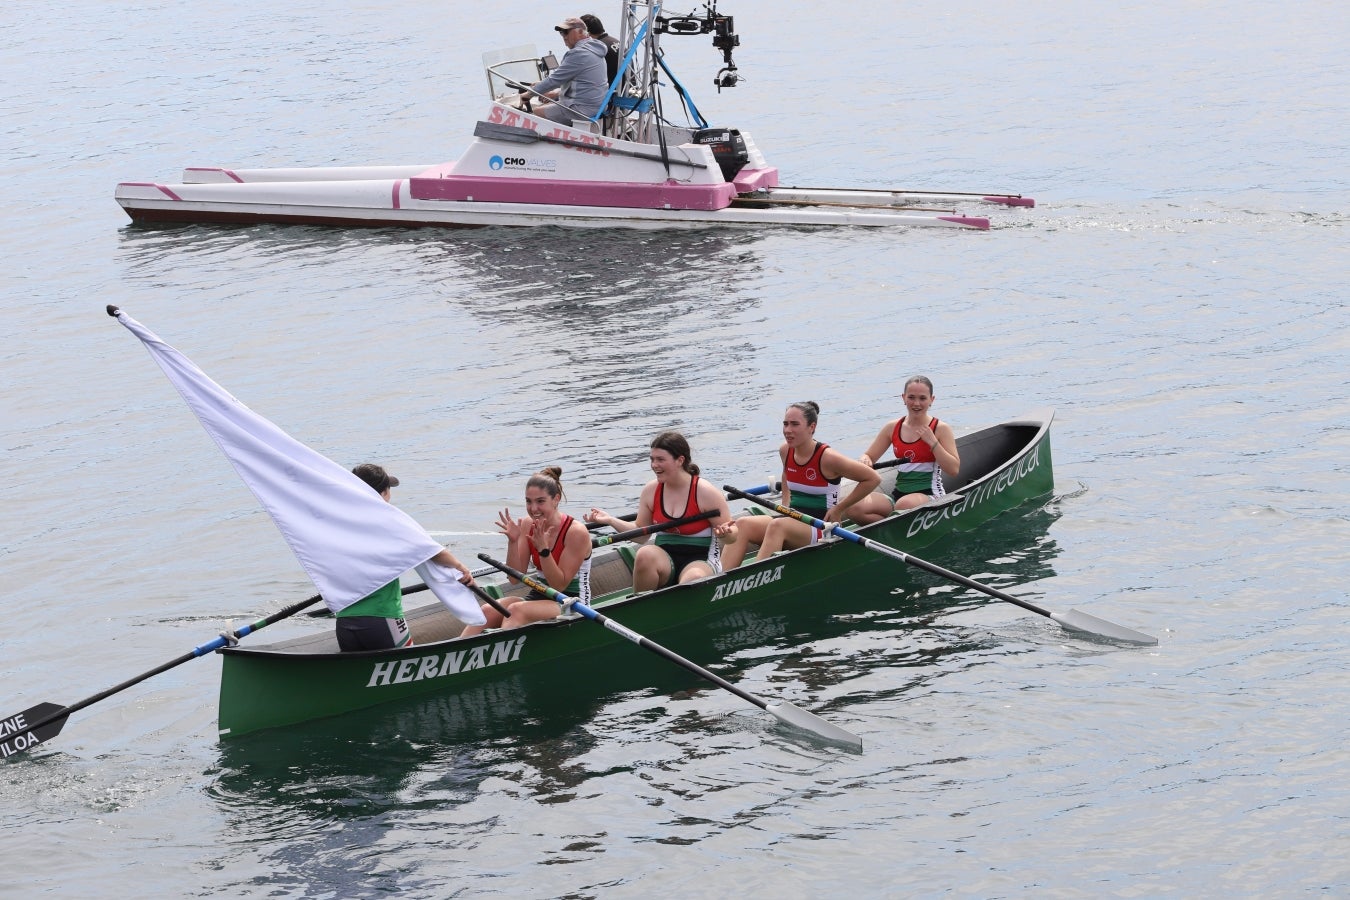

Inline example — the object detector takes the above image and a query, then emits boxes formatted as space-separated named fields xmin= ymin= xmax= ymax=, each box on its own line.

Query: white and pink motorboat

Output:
xmin=115 ymin=2 xmax=1033 ymax=232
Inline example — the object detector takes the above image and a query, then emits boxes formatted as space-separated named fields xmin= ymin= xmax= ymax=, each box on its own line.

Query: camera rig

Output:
xmin=654 ymin=1 xmax=742 ymax=90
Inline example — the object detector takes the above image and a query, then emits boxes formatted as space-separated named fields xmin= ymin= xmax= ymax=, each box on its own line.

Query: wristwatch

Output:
xmin=539 ymin=548 xmax=551 ymax=558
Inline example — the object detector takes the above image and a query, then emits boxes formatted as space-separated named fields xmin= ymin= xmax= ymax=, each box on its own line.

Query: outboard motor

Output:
xmin=693 ymin=127 xmax=749 ymax=181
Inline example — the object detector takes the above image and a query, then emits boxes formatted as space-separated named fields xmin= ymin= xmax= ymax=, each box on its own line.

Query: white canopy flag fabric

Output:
xmin=113 ymin=308 xmax=485 ymax=624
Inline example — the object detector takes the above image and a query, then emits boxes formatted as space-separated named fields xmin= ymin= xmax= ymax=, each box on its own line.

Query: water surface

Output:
xmin=1 ymin=0 xmax=1346 ymax=896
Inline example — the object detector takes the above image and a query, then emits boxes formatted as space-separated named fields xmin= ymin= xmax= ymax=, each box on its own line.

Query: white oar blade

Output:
xmin=765 ymin=701 xmax=863 ymax=752
xmin=1051 ymin=609 xmax=1158 ymax=646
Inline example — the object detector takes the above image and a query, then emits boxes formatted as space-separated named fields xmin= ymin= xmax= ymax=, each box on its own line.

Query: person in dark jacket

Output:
xmin=581 ymin=13 xmax=620 ymax=85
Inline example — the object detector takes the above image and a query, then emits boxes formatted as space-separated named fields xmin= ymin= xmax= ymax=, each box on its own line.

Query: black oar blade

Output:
xmin=1 ymin=702 xmax=69 ymax=760
xmin=1052 ymin=609 xmax=1158 ymax=646
xmin=766 ymin=701 xmax=863 ymax=752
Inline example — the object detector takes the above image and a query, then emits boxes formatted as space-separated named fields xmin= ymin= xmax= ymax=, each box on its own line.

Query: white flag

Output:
xmin=113 ymin=308 xmax=485 ymax=625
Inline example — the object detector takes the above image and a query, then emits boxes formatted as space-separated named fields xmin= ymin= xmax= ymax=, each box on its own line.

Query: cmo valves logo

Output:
xmin=489 ymin=155 xmax=505 ymax=170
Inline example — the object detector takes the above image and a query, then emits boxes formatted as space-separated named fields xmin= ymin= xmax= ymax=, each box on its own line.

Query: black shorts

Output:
xmin=891 ymin=488 xmax=933 ymax=502
xmin=336 ymin=615 xmax=412 ymax=652
xmin=659 ymin=543 xmax=714 ymax=587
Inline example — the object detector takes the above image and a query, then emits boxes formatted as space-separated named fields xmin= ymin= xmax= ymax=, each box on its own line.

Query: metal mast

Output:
xmin=610 ymin=1 xmax=665 ymax=143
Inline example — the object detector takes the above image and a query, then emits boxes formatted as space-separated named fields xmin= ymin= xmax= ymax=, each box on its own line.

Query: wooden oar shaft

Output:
xmin=592 ymin=509 xmax=718 ymax=546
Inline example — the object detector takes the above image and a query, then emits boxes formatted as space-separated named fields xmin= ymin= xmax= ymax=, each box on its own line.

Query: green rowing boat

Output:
xmin=217 ymin=410 xmax=1055 ymax=738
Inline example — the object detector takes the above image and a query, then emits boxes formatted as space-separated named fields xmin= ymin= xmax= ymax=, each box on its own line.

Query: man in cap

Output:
xmin=334 ymin=464 xmax=475 ymax=652
xmin=521 ymin=16 xmax=608 ymax=125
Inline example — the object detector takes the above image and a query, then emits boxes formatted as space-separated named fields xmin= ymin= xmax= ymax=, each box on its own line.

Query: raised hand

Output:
xmin=496 ymin=508 xmax=525 ymax=543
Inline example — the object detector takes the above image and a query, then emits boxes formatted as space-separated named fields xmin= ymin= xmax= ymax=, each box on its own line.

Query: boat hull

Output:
xmin=115 ymin=179 xmax=991 ymax=231
xmin=217 ymin=411 xmax=1054 ymax=738
xmin=115 ymin=108 xmax=996 ymax=231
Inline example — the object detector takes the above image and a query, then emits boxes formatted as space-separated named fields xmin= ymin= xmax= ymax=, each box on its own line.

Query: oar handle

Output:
xmin=231 ymin=593 xmax=326 ymax=641
xmin=592 ymin=509 xmax=718 ymax=546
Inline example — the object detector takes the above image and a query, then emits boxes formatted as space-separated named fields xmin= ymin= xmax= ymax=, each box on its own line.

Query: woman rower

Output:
xmin=850 ymin=375 xmax=961 ymax=524
xmin=722 ymin=401 xmax=882 ymax=568
xmin=461 ymin=467 xmax=592 ymax=636
xmin=586 ymin=431 xmax=737 ymax=593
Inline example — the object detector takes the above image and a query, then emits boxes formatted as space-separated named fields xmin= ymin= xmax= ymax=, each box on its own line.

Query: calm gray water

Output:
xmin=3 ymin=0 xmax=1346 ymax=896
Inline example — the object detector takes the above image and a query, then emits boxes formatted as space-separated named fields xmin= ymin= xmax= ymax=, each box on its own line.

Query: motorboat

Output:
xmin=115 ymin=2 xmax=1034 ymax=232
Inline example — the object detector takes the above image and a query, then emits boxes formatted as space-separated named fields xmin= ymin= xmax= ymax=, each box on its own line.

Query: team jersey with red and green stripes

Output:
xmin=783 ymin=441 xmax=840 ymax=516
xmin=527 ymin=514 xmax=592 ymax=601
xmin=889 ymin=417 xmax=946 ymax=498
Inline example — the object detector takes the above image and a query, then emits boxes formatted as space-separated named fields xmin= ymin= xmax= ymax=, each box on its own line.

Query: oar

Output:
xmin=591 ymin=509 xmax=718 ymax=546
xmin=1 ymin=593 xmax=325 ymax=760
xmin=464 ymin=581 xmax=513 ymax=619
xmin=3 ymin=574 xmax=514 ymax=757
xmin=473 ymin=120 xmax=709 ymax=169
xmin=477 ymin=553 xmax=863 ymax=751
xmin=723 ymin=486 xmax=1158 ymax=646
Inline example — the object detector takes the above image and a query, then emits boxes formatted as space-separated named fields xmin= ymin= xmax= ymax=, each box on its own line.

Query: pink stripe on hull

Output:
xmin=983 ymin=195 xmax=1035 ymax=208
xmin=410 ymin=174 xmax=737 ymax=211
xmin=938 ymin=216 xmax=990 ymax=230
xmin=184 ymin=167 xmax=243 ymax=183
xmin=392 ymin=180 xmax=402 ymax=209
xmin=120 ymin=182 xmax=184 ymax=201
